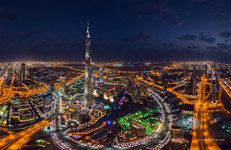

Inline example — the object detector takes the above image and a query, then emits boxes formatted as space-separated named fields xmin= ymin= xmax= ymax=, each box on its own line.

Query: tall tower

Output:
xmin=211 ymin=75 xmax=219 ymax=103
xmin=99 ymin=68 xmax=103 ymax=84
xmin=84 ymin=21 xmax=94 ymax=108
xmin=60 ymin=76 xmax=66 ymax=94
xmin=21 ymin=63 xmax=26 ymax=80
xmin=19 ymin=63 xmax=26 ymax=85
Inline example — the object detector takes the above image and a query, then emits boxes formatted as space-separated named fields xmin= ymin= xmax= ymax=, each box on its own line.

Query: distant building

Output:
xmin=131 ymin=85 xmax=146 ymax=103
xmin=21 ymin=63 xmax=26 ymax=80
xmin=19 ymin=63 xmax=26 ymax=85
xmin=185 ymin=67 xmax=198 ymax=95
xmin=206 ymin=64 xmax=212 ymax=76
xmin=211 ymin=75 xmax=219 ymax=102
xmin=131 ymin=86 xmax=139 ymax=102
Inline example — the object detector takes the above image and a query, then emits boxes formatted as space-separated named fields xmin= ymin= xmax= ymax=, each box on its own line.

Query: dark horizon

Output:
xmin=0 ymin=58 xmax=226 ymax=64
xmin=1 ymin=0 xmax=231 ymax=61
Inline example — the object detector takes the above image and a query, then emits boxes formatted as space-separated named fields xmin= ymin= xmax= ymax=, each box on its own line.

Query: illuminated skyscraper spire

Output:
xmin=86 ymin=21 xmax=90 ymax=45
xmin=84 ymin=21 xmax=94 ymax=108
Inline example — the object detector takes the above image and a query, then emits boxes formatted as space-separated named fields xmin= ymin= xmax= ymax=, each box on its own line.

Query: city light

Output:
xmin=0 ymin=1 xmax=230 ymax=149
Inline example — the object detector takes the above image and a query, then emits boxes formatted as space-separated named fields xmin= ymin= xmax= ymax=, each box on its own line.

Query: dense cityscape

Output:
xmin=0 ymin=22 xmax=231 ymax=150
xmin=1 ymin=0 xmax=231 ymax=150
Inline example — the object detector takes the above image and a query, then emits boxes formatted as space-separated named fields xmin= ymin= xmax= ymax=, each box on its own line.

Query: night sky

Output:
xmin=1 ymin=0 xmax=231 ymax=62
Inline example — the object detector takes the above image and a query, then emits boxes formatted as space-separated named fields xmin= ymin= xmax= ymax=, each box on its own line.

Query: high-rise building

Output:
xmin=19 ymin=63 xmax=26 ymax=85
xmin=21 ymin=63 xmax=26 ymax=80
xmin=99 ymin=68 xmax=104 ymax=84
xmin=60 ymin=76 xmax=66 ymax=94
xmin=212 ymin=75 xmax=219 ymax=102
xmin=185 ymin=67 xmax=197 ymax=95
xmin=84 ymin=21 xmax=94 ymax=108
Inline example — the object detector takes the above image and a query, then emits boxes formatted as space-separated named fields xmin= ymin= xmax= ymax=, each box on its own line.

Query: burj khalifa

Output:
xmin=84 ymin=22 xmax=94 ymax=108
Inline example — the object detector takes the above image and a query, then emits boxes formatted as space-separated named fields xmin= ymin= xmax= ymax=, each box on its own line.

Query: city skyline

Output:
xmin=1 ymin=1 xmax=231 ymax=150
xmin=1 ymin=55 xmax=230 ymax=149
xmin=1 ymin=0 xmax=231 ymax=61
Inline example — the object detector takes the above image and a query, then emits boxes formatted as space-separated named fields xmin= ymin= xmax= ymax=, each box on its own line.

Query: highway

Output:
xmin=0 ymin=120 xmax=49 ymax=150
xmin=191 ymin=75 xmax=220 ymax=150
xmin=137 ymin=76 xmax=195 ymax=104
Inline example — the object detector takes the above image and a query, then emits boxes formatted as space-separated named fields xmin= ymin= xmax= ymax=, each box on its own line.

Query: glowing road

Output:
xmin=191 ymin=75 xmax=220 ymax=150
xmin=137 ymin=76 xmax=195 ymax=105
xmin=0 ymin=120 xmax=49 ymax=150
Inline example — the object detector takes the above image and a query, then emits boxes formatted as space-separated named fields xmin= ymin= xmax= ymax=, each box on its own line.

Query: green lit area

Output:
xmin=0 ymin=105 xmax=8 ymax=115
xmin=221 ymin=122 xmax=231 ymax=134
xmin=117 ymin=107 xmax=161 ymax=136
xmin=104 ymin=105 xmax=111 ymax=110
xmin=0 ymin=105 xmax=8 ymax=126
xmin=64 ymin=80 xmax=84 ymax=100
xmin=69 ymin=80 xmax=84 ymax=91
xmin=35 ymin=139 xmax=50 ymax=145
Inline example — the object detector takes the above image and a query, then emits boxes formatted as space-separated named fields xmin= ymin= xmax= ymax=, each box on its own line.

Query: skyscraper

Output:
xmin=19 ymin=63 xmax=26 ymax=85
xmin=99 ymin=68 xmax=104 ymax=84
xmin=84 ymin=22 xmax=94 ymax=108
xmin=211 ymin=75 xmax=219 ymax=102
xmin=60 ymin=76 xmax=66 ymax=94
xmin=21 ymin=63 xmax=26 ymax=80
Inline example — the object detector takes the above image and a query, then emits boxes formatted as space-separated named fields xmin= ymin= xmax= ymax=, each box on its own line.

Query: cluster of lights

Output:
xmin=114 ymin=89 xmax=171 ymax=149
